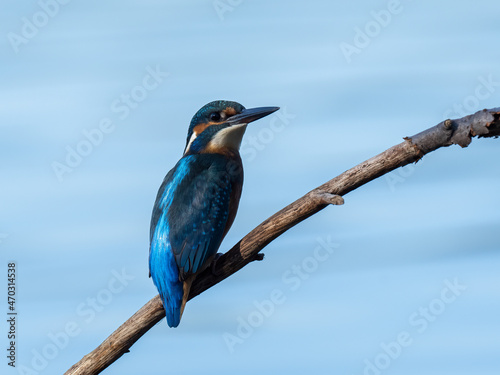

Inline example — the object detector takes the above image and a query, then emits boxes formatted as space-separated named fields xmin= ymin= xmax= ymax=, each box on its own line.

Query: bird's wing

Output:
xmin=168 ymin=162 xmax=233 ymax=280
xmin=150 ymin=155 xmax=235 ymax=281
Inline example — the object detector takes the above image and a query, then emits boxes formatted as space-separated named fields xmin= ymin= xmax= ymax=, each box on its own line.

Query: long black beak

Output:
xmin=227 ymin=106 xmax=280 ymax=126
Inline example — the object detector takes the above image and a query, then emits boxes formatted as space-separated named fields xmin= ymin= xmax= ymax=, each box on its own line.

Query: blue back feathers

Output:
xmin=149 ymin=157 xmax=193 ymax=327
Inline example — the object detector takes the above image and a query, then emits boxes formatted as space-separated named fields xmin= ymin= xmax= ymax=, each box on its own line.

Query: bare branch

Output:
xmin=65 ymin=108 xmax=500 ymax=375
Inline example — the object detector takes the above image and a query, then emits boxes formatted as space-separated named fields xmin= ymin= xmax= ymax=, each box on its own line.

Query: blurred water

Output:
xmin=1 ymin=1 xmax=499 ymax=374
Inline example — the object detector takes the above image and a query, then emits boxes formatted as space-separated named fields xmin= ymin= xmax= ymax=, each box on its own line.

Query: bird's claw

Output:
xmin=254 ymin=253 xmax=264 ymax=261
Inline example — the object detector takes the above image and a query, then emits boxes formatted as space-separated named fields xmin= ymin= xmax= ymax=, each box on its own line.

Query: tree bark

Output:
xmin=65 ymin=108 xmax=500 ymax=375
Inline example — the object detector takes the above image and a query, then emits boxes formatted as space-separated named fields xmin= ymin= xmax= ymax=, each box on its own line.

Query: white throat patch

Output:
xmin=207 ymin=124 xmax=247 ymax=151
xmin=184 ymin=124 xmax=247 ymax=155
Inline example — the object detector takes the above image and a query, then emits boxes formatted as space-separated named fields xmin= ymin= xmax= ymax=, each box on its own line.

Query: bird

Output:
xmin=149 ymin=100 xmax=279 ymax=327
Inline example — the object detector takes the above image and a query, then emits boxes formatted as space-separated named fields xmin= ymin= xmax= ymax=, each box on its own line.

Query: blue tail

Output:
xmin=150 ymin=239 xmax=184 ymax=327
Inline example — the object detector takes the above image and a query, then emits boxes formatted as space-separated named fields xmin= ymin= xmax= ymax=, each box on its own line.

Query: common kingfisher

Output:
xmin=149 ymin=100 xmax=279 ymax=327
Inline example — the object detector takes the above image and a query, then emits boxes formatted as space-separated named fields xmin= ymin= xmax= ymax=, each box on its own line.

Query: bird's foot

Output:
xmin=253 ymin=253 xmax=265 ymax=261
xmin=210 ymin=253 xmax=223 ymax=276
xmin=211 ymin=252 xmax=264 ymax=276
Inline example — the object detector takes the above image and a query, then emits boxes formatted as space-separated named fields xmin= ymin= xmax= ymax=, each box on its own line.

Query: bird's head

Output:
xmin=183 ymin=100 xmax=279 ymax=156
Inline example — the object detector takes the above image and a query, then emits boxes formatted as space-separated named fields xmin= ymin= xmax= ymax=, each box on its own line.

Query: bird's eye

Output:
xmin=210 ymin=112 xmax=221 ymax=121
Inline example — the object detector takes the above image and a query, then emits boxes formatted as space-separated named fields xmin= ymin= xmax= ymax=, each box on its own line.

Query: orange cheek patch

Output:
xmin=193 ymin=122 xmax=218 ymax=135
xmin=224 ymin=107 xmax=237 ymax=116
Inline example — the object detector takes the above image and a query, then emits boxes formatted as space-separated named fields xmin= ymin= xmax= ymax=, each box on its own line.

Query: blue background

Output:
xmin=1 ymin=1 xmax=499 ymax=374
